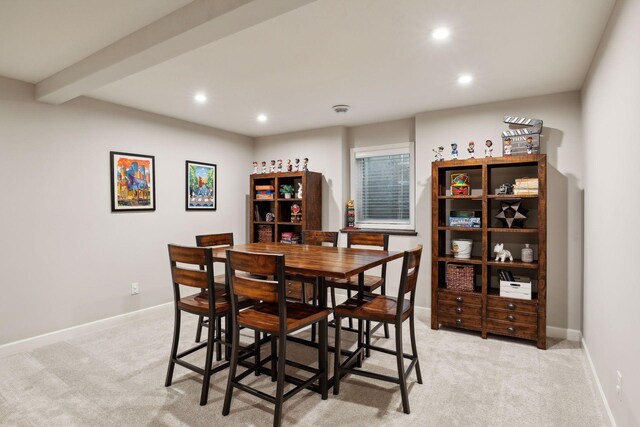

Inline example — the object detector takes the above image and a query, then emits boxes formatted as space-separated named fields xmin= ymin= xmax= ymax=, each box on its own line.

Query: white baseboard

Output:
xmin=0 ymin=302 xmax=172 ymax=359
xmin=582 ymin=337 xmax=617 ymax=427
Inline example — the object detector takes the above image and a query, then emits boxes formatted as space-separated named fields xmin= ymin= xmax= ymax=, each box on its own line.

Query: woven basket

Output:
xmin=258 ymin=225 xmax=273 ymax=243
xmin=446 ymin=263 xmax=474 ymax=292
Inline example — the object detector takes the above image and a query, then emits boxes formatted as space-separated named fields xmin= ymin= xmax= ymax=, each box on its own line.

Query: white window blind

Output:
xmin=351 ymin=143 xmax=414 ymax=230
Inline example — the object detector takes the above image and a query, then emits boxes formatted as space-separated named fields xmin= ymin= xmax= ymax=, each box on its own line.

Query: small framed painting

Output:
xmin=110 ymin=151 xmax=156 ymax=212
xmin=186 ymin=160 xmax=217 ymax=211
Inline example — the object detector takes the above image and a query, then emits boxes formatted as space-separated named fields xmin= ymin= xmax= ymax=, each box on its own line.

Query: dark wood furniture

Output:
xmin=431 ymin=154 xmax=547 ymax=349
xmin=165 ymin=244 xmax=252 ymax=406
xmin=333 ymin=245 xmax=423 ymax=414
xmin=249 ymin=171 xmax=322 ymax=243
xmin=223 ymin=250 xmax=330 ymax=427
xmin=194 ymin=233 xmax=234 ymax=350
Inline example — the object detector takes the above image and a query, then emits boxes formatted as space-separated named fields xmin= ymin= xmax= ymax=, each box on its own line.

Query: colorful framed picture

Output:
xmin=186 ymin=160 xmax=217 ymax=211
xmin=110 ymin=151 xmax=156 ymax=212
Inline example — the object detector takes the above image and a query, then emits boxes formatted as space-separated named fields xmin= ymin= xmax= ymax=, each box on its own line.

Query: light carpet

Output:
xmin=0 ymin=305 xmax=608 ymax=426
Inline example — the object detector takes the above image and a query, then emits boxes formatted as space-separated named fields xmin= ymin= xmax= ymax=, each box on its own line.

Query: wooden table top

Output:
xmin=210 ymin=242 xmax=402 ymax=279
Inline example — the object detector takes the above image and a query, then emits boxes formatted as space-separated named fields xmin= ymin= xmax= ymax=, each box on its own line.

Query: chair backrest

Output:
xmin=347 ymin=232 xmax=390 ymax=279
xmin=396 ymin=245 xmax=423 ymax=317
xmin=196 ymin=232 xmax=234 ymax=247
xmin=226 ymin=250 xmax=287 ymax=330
xmin=301 ymin=230 xmax=338 ymax=247
xmin=167 ymin=244 xmax=217 ymax=315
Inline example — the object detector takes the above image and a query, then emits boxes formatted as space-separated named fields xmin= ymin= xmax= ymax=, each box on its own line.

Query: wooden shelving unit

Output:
xmin=249 ymin=171 xmax=322 ymax=243
xmin=431 ymin=154 xmax=547 ymax=349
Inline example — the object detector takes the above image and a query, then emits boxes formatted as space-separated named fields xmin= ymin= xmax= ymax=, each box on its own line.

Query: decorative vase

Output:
xmin=452 ymin=239 xmax=473 ymax=259
xmin=521 ymin=244 xmax=534 ymax=263
xmin=284 ymin=193 xmax=292 ymax=199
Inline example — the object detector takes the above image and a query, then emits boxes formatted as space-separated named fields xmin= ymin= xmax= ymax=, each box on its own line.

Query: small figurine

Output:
xmin=503 ymin=138 xmax=512 ymax=156
xmin=467 ymin=141 xmax=475 ymax=158
xmin=494 ymin=243 xmax=513 ymax=262
xmin=265 ymin=212 xmax=275 ymax=222
xmin=302 ymin=157 xmax=309 ymax=171
xmin=293 ymin=158 xmax=300 ymax=171
xmin=485 ymin=140 xmax=493 ymax=157
xmin=261 ymin=161 xmax=267 ymax=174
xmin=346 ymin=200 xmax=356 ymax=228
xmin=252 ymin=161 xmax=258 ymax=174
xmin=286 ymin=159 xmax=292 ymax=172
xmin=451 ymin=143 xmax=459 ymax=160
xmin=269 ymin=160 xmax=276 ymax=173
xmin=526 ymin=136 xmax=534 ymax=154
xmin=296 ymin=182 xmax=303 ymax=198
xmin=496 ymin=183 xmax=514 ymax=195
xmin=432 ymin=146 xmax=444 ymax=162
xmin=277 ymin=159 xmax=283 ymax=172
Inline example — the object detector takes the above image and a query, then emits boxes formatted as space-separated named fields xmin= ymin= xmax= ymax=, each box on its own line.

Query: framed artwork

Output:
xmin=110 ymin=151 xmax=156 ymax=212
xmin=186 ymin=160 xmax=217 ymax=210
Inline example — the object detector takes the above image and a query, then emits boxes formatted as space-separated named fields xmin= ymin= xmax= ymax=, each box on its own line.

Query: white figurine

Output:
xmin=296 ymin=182 xmax=303 ymax=198
xmin=302 ymin=157 xmax=309 ymax=171
xmin=432 ymin=146 xmax=444 ymax=162
xmin=269 ymin=160 xmax=276 ymax=173
xmin=485 ymin=140 xmax=493 ymax=157
xmin=252 ymin=161 xmax=258 ymax=174
xmin=493 ymin=243 xmax=513 ymax=262
xmin=277 ymin=159 xmax=283 ymax=172
xmin=293 ymin=158 xmax=300 ymax=172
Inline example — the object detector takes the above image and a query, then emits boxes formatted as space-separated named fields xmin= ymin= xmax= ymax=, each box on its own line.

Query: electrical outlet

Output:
xmin=131 ymin=282 xmax=139 ymax=295
xmin=616 ymin=370 xmax=622 ymax=402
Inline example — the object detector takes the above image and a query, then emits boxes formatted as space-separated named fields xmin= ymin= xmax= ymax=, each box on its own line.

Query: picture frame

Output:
xmin=110 ymin=151 xmax=156 ymax=212
xmin=186 ymin=160 xmax=217 ymax=211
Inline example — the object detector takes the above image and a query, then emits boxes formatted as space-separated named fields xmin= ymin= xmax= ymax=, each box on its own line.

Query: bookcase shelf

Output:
xmin=431 ymin=154 xmax=547 ymax=349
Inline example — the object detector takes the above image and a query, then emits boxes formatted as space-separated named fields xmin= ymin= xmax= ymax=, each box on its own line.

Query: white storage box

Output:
xmin=499 ymin=276 xmax=532 ymax=300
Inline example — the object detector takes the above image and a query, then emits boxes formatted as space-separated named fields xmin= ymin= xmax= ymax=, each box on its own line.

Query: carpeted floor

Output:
xmin=0 ymin=305 xmax=608 ymax=426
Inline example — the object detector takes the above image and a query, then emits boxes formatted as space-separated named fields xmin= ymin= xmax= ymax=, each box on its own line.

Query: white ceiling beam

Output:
xmin=35 ymin=0 xmax=316 ymax=104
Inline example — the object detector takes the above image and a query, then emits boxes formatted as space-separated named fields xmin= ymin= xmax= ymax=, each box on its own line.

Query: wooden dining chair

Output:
xmin=333 ymin=245 xmax=423 ymax=414
xmin=165 ymin=244 xmax=252 ymax=406
xmin=325 ymin=232 xmax=391 ymax=341
xmin=194 ymin=233 xmax=234 ymax=355
xmin=223 ymin=250 xmax=329 ymax=427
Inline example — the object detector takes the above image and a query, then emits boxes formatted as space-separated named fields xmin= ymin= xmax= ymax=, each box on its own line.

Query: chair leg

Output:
xmin=270 ymin=334 xmax=277 ymax=382
xmin=365 ymin=320 xmax=371 ymax=358
xmin=318 ymin=319 xmax=328 ymax=400
xmin=311 ymin=280 xmax=318 ymax=343
xmin=410 ymin=314 xmax=422 ymax=384
xmin=382 ymin=284 xmax=390 ymax=338
xmin=395 ymin=322 xmax=410 ymax=414
xmin=330 ymin=287 xmax=338 ymax=327
xmin=222 ymin=319 xmax=241 ymax=416
xmin=333 ymin=315 xmax=342 ymax=395
xmin=273 ymin=334 xmax=287 ymax=427
xmin=216 ymin=317 xmax=222 ymax=361
xmin=165 ymin=308 xmax=181 ymax=387
xmin=347 ymin=290 xmax=353 ymax=329
xmin=195 ymin=315 xmax=204 ymax=343
xmin=356 ymin=319 xmax=363 ymax=368
xmin=200 ymin=314 xmax=216 ymax=406
xmin=255 ymin=330 xmax=261 ymax=376
xmin=225 ymin=314 xmax=232 ymax=360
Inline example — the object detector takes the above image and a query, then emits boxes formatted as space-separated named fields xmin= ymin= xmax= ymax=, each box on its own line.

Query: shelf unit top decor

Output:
xmin=431 ymin=154 xmax=547 ymax=349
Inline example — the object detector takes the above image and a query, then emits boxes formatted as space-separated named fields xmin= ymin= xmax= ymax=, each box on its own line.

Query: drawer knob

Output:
xmin=507 ymin=303 xmax=516 ymax=309
xmin=507 ymin=314 xmax=516 ymax=321
xmin=507 ymin=326 xmax=516 ymax=333
xmin=455 ymin=318 xmax=463 ymax=325
xmin=455 ymin=297 xmax=463 ymax=303
xmin=455 ymin=307 xmax=463 ymax=313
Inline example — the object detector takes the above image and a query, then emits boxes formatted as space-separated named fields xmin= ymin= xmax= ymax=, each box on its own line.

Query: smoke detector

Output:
xmin=332 ymin=104 xmax=351 ymax=114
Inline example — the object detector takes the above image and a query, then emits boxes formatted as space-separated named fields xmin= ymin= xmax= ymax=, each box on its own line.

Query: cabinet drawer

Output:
xmin=438 ymin=312 xmax=481 ymax=331
xmin=487 ymin=307 xmax=537 ymax=325
xmin=438 ymin=290 xmax=481 ymax=306
xmin=439 ymin=300 xmax=482 ymax=317
xmin=486 ymin=318 xmax=537 ymax=340
xmin=487 ymin=295 xmax=537 ymax=313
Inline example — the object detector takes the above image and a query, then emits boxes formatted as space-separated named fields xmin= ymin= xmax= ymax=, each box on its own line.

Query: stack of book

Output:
xmin=280 ymin=232 xmax=300 ymax=244
xmin=449 ymin=210 xmax=481 ymax=228
xmin=255 ymin=185 xmax=275 ymax=199
xmin=513 ymin=178 xmax=538 ymax=195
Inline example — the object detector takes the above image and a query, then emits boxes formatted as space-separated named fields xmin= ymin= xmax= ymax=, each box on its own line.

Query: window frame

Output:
xmin=350 ymin=142 xmax=415 ymax=231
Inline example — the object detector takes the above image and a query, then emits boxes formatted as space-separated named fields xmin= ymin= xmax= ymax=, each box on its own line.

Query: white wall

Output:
xmin=582 ymin=0 xmax=640 ymax=425
xmin=416 ymin=92 xmax=584 ymax=331
xmin=0 ymin=76 xmax=253 ymax=345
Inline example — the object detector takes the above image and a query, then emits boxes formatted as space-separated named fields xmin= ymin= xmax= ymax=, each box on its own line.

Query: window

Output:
xmin=350 ymin=142 xmax=415 ymax=230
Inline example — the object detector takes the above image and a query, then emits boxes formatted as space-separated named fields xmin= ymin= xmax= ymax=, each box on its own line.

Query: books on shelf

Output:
xmin=449 ymin=210 xmax=481 ymax=228
xmin=513 ymin=178 xmax=538 ymax=195
xmin=255 ymin=185 xmax=275 ymax=199
xmin=280 ymin=232 xmax=300 ymax=244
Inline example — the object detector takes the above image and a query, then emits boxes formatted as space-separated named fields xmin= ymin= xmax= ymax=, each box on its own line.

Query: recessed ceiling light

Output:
xmin=257 ymin=114 xmax=268 ymax=123
xmin=458 ymin=74 xmax=473 ymax=85
xmin=431 ymin=27 xmax=450 ymax=40
xmin=194 ymin=93 xmax=207 ymax=103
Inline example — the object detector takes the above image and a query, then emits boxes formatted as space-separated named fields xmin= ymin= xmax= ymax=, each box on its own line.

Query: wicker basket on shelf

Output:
xmin=446 ymin=263 xmax=474 ymax=292
xmin=258 ymin=225 xmax=273 ymax=243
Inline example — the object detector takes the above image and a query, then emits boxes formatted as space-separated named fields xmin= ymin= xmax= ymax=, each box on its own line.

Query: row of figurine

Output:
xmin=433 ymin=137 xmax=535 ymax=161
xmin=252 ymin=158 xmax=309 ymax=174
